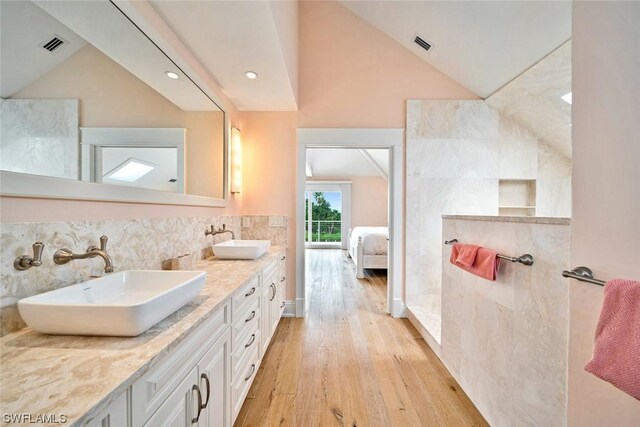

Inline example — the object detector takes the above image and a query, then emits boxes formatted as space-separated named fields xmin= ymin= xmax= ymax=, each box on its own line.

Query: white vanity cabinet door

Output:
xmin=84 ymin=392 xmax=128 ymax=427
xmin=269 ymin=278 xmax=281 ymax=337
xmin=144 ymin=366 xmax=199 ymax=427
xmin=260 ymin=280 xmax=271 ymax=357
xmin=198 ymin=328 xmax=231 ymax=427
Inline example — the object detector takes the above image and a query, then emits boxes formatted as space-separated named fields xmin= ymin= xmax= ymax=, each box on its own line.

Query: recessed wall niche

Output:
xmin=499 ymin=179 xmax=536 ymax=216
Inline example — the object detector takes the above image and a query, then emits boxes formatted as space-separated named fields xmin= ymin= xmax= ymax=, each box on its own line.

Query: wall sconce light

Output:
xmin=231 ymin=127 xmax=243 ymax=193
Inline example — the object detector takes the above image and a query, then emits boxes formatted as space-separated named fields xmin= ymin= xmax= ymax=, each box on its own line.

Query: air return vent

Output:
xmin=40 ymin=35 xmax=67 ymax=54
xmin=414 ymin=35 xmax=432 ymax=53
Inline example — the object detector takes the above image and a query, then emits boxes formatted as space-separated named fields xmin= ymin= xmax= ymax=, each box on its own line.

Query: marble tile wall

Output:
xmin=240 ymin=215 xmax=288 ymax=248
xmin=441 ymin=217 xmax=570 ymax=427
xmin=0 ymin=99 xmax=79 ymax=180
xmin=406 ymin=100 xmax=500 ymax=340
xmin=0 ymin=215 xmax=288 ymax=335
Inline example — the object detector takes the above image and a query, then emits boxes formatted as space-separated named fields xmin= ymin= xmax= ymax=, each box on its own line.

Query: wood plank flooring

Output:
xmin=235 ymin=249 xmax=488 ymax=427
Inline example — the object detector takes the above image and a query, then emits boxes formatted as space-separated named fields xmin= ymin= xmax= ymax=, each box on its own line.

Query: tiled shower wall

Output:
xmin=405 ymin=100 xmax=500 ymax=341
xmin=0 ymin=215 xmax=287 ymax=335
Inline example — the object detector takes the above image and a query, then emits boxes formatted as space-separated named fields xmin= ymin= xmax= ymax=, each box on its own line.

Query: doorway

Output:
xmin=296 ymin=128 xmax=404 ymax=318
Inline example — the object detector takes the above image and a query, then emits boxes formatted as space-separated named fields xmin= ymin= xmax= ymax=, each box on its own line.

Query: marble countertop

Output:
xmin=442 ymin=215 xmax=570 ymax=225
xmin=0 ymin=248 xmax=284 ymax=426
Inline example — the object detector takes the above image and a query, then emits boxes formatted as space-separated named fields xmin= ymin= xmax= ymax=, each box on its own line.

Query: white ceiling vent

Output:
xmin=40 ymin=34 xmax=67 ymax=54
xmin=414 ymin=35 xmax=433 ymax=53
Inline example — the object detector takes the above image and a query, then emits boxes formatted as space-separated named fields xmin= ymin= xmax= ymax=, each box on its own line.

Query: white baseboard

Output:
xmin=392 ymin=298 xmax=407 ymax=318
xmin=282 ymin=301 xmax=296 ymax=317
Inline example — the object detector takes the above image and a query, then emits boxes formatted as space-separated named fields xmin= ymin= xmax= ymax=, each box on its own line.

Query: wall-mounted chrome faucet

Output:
xmin=205 ymin=224 xmax=235 ymax=240
xmin=14 ymin=242 xmax=45 ymax=271
xmin=53 ymin=235 xmax=114 ymax=273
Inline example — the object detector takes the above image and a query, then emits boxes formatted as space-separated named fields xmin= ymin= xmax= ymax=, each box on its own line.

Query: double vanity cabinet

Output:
xmin=89 ymin=252 xmax=286 ymax=427
xmin=0 ymin=249 xmax=287 ymax=427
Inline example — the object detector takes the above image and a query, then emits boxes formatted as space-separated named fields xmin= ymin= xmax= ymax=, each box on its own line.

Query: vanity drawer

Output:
xmin=232 ymin=275 xmax=260 ymax=317
xmin=231 ymin=342 xmax=260 ymax=422
xmin=232 ymin=327 xmax=261 ymax=378
xmin=131 ymin=303 xmax=229 ymax=427
xmin=232 ymin=296 xmax=260 ymax=348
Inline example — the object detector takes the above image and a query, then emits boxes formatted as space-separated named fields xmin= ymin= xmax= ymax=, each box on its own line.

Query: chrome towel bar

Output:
xmin=445 ymin=239 xmax=534 ymax=266
xmin=562 ymin=267 xmax=606 ymax=286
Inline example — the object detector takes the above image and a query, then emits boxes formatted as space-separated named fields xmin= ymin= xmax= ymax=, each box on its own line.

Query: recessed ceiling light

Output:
xmin=104 ymin=158 xmax=155 ymax=182
xmin=165 ymin=71 xmax=179 ymax=80
xmin=245 ymin=71 xmax=258 ymax=80
xmin=561 ymin=92 xmax=572 ymax=104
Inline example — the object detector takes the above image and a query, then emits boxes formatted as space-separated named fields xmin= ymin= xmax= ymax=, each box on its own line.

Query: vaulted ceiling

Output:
xmin=340 ymin=1 xmax=572 ymax=98
xmin=143 ymin=1 xmax=570 ymax=109
xmin=306 ymin=149 xmax=389 ymax=178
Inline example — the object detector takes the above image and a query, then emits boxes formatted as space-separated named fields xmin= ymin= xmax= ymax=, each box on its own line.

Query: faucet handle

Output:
xmin=31 ymin=242 xmax=44 ymax=267
xmin=14 ymin=241 xmax=45 ymax=270
xmin=87 ymin=235 xmax=109 ymax=253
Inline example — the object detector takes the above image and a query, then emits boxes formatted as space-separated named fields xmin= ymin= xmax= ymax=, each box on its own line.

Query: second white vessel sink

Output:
xmin=211 ymin=240 xmax=271 ymax=260
xmin=18 ymin=270 xmax=206 ymax=337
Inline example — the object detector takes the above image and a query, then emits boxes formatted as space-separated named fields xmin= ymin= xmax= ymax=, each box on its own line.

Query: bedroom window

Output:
xmin=305 ymin=190 xmax=342 ymax=246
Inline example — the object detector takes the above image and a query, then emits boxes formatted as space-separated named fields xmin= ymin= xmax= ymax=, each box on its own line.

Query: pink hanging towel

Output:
xmin=449 ymin=243 xmax=500 ymax=281
xmin=584 ymin=278 xmax=640 ymax=400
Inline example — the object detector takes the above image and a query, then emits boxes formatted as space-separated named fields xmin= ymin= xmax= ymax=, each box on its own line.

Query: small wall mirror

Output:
xmin=0 ymin=1 xmax=226 ymax=205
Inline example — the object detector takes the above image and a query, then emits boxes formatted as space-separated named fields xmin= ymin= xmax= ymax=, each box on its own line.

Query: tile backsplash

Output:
xmin=0 ymin=214 xmax=287 ymax=335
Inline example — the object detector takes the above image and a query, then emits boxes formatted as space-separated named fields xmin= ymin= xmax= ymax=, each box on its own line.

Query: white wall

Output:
xmin=568 ymin=2 xmax=640 ymax=425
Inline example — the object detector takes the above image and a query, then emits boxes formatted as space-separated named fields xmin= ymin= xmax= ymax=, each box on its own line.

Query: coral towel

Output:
xmin=455 ymin=244 xmax=480 ymax=267
xmin=449 ymin=243 xmax=500 ymax=281
xmin=584 ymin=278 xmax=640 ymax=400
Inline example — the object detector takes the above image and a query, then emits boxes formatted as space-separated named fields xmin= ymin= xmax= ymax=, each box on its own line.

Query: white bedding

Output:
xmin=350 ymin=227 xmax=388 ymax=255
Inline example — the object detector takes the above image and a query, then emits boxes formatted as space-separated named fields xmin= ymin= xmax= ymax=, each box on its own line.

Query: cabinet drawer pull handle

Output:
xmin=200 ymin=373 xmax=211 ymax=409
xmin=245 ymin=287 xmax=256 ymax=297
xmin=270 ymin=283 xmax=276 ymax=301
xmin=244 ymin=364 xmax=256 ymax=381
xmin=191 ymin=384 xmax=203 ymax=424
xmin=280 ymin=301 xmax=285 ymax=309
xmin=245 ymin=333 xmax=256 ymax=348
xmin=281 ymin=256 xmax=286 ymax=261
xmin=245 ymin=310 xmax=256 ymax=323
xmin=280 ymin=277 xmax=285 ymax=282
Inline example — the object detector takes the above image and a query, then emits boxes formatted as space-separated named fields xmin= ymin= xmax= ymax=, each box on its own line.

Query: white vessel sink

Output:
xmin=211 ymin=240 xmax=271 ymax=260
xmin=18 ymin=270 xmax=206 ymax=337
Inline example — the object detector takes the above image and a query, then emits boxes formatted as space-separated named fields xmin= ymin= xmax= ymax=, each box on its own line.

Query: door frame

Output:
xmin=296 ymin=128 xmax=405 ymax=318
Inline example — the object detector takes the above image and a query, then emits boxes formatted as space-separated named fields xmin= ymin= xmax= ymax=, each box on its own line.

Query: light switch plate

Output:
xmin=268 ymin=215 xmax=285 ymax=227
xmin=242 ymin=216 xmax=251 ymax=228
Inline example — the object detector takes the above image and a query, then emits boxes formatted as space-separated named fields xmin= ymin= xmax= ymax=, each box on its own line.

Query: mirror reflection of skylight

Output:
xmin=561 ymin=92 xmax=572 ymax=104
xmin=104 ymin=158 xmax=155 ymax=182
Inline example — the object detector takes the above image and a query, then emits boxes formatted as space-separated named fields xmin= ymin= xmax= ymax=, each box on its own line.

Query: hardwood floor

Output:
xmin=235 ymin=249 xmax=488 ymax=427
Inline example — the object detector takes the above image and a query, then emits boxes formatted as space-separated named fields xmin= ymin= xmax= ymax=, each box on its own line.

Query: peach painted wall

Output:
xmin=298 ymin=1 xmax=478 ymax=128
xmin=568 ymin=2 xmax=640 ymax=425
xmin=241 ymin=112 xmax=298 ymax=298
xmin=308 ymin=176 xmax=389 ymax=228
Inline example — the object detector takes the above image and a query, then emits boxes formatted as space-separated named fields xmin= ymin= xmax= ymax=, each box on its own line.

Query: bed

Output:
xmin=348 ymin=226 xmax=388 ymax=279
